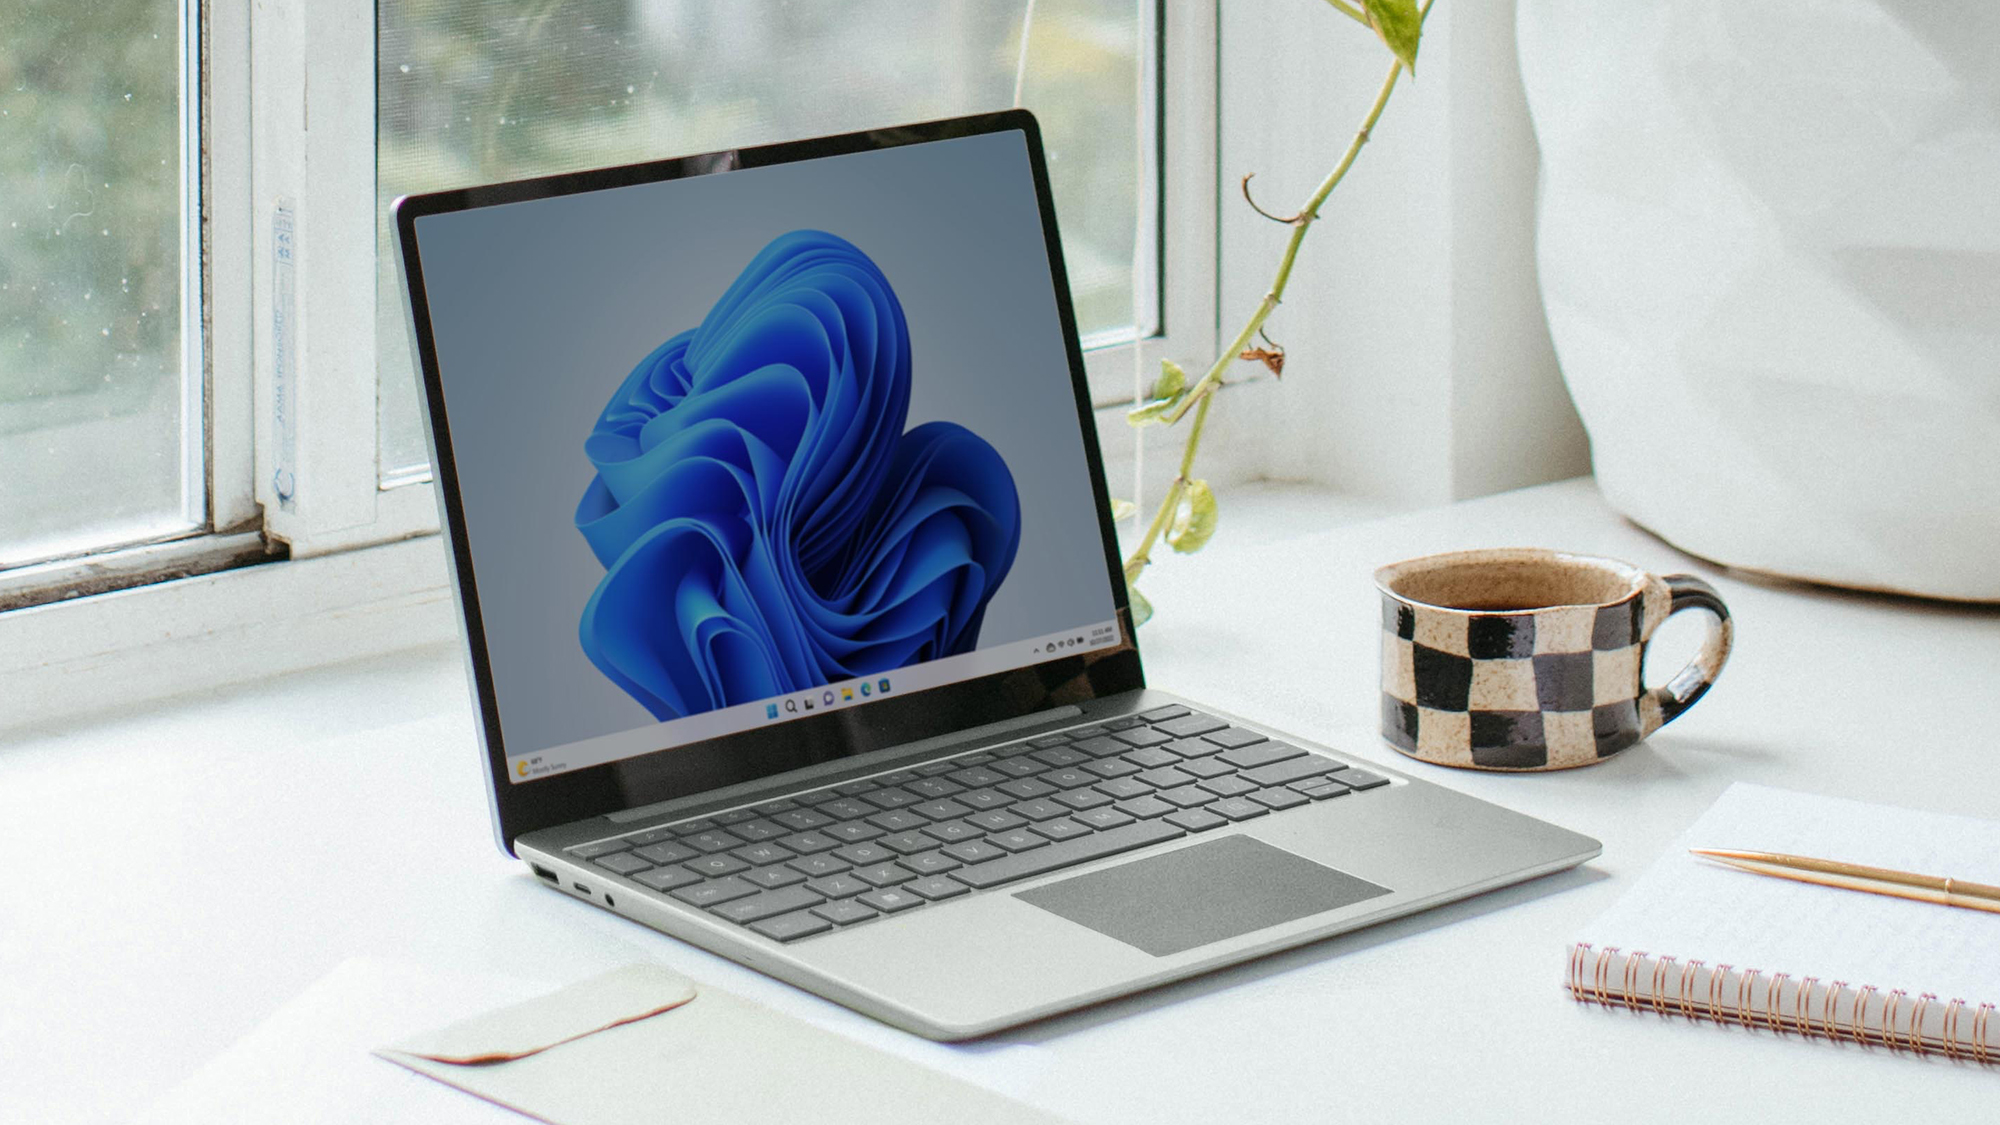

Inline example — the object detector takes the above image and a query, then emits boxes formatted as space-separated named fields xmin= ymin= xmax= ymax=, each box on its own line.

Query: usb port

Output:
xmin=530 ymin=864 xmax=558 ymax=883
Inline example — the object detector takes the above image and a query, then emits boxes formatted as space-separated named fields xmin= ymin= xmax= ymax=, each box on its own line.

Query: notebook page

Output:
xmin=1576 ymin=783 xmax=2000 ymax=1002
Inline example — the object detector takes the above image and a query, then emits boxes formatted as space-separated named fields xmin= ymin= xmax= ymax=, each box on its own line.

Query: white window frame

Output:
xmin=0 ymin=0 xmax=1222 ymax=732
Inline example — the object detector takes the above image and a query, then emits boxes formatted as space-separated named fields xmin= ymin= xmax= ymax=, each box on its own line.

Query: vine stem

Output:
xmin=1122 ymin=0 xmax=1430 ymax=586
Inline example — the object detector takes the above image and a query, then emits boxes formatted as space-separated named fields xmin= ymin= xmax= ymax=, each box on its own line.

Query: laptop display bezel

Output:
xmin=393 ymin=110 xmax=1144 ymax=854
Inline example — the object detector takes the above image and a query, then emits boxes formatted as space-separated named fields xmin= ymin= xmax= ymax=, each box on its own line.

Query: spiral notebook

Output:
xmin=1569 ymin=783 xmax=1999 ymax=1061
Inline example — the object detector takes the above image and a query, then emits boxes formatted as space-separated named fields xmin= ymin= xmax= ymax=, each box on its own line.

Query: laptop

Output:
xmin=392 ymin=110 xmax=1599 ymax=1041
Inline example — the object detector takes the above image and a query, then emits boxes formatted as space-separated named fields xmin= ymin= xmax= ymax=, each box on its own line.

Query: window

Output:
xmin=0 ymin=1 xmax=202 ymax=572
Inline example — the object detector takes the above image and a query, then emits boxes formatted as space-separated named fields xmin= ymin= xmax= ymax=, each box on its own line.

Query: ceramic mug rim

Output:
xmin=1373 ymin=547 xmax=1650 ymax=613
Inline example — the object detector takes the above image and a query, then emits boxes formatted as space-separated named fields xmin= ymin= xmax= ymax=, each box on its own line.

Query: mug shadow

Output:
xmin=955 ymin=862 xmax=1609 ymax=1050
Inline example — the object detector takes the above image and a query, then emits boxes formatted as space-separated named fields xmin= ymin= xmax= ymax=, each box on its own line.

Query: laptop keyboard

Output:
xmin=564 ymin=705 xmax=1390 ymax=943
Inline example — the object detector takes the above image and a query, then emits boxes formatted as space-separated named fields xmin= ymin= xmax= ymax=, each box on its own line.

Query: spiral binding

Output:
xmin=1567 ymin=943 xmax=1997 ymax=1062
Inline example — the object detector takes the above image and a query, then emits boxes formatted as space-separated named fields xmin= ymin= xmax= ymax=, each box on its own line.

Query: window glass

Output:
xmin=0 ymin=1 xmax=197 ymax=569
xmin=377 ymin=0 xmax=1141 ymax=478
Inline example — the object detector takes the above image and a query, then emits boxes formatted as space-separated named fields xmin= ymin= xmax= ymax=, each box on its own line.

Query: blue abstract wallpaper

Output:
xmin=573 ymin=231 xmax=1022 ymax=720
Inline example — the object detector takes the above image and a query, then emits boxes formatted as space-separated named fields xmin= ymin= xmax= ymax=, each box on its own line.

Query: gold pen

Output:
xmin=1690 ymin=849 xmax=2000 ymax=914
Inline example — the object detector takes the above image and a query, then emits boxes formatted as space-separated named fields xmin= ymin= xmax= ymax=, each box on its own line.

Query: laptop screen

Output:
xmin=404 ymin=124 xmax=1126 ymax=794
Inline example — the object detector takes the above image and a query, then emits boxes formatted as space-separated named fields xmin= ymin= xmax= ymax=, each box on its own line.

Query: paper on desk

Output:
xmin=138 ymin=957 xmax=1070 ymax=1125
xmin=378 ymin=964 xmax=1071 ymax=1125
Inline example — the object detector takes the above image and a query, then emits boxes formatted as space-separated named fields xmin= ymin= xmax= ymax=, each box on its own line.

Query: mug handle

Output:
xmin=1641 ymin=575 xmax=1733 ymax=734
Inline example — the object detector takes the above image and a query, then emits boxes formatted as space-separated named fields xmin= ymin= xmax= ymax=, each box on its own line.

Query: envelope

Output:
xmin=376 ymin=964 xmax=1070 ymax=1125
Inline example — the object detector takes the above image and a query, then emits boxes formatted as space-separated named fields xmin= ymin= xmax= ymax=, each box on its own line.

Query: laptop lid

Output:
xmin=393 ymin=111 xmax=1143 ymax=853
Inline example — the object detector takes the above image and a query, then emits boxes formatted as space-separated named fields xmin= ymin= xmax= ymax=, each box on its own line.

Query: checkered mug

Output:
xmin=1376 ymin=548 xmax=1732 ymax=771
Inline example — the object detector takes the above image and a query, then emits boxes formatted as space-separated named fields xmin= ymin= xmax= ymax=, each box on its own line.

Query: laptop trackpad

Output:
xmin=1014 ymin=835 xmax=1391 ymax=957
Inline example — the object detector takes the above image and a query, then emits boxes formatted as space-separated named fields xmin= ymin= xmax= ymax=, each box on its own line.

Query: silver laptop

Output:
xmin=392 ymin=110 xmax=1598 ymax=1041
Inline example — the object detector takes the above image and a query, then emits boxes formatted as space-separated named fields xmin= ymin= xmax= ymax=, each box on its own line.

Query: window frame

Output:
xmin=0 ymin=0 xmax=1220 ymax=731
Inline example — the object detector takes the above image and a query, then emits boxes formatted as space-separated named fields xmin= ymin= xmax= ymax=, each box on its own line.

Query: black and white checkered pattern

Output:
xmin=1380 ymin=593 xmax=1661 ymax=770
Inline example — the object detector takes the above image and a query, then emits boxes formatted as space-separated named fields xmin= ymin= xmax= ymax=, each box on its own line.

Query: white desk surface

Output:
xmin=5 ymin=478 xmax=1997 ymax=1123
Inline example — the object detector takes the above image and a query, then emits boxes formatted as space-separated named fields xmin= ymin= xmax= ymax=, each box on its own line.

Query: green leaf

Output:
xmin=1165 ymin=479 xmax=1219 ymax=554
xmin=1363 ymin=0 xmax=1422 ymax=73
xmin=1109 ymin=497 xmax=1137 ymax=523
xmin=1127 ymin=580 xmax=1154 ymax=628
xmin=1149 ymin=358 xmax=1188 ymax=401
xmin=1126 ymin=397 xmax=1177 ymax=427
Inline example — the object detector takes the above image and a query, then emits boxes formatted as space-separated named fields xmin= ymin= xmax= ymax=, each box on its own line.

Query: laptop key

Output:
xmin=796 ymin=790 xmax=847 ymax=807
xmin=821 ymin=821 xmax=884 ymax=844
xmin=920 ymin=820 xmax=982 ymax=844
xmin=966 ymin=809 xmax=1027 ymax=832
xmin=1336 ymin=768 xmax=1391 ymax=791
xmin=675 ymin=818 xmax=719 ymax=834
xmin=1073 ymin=807 xmax=1136 ymax=830
xmin=1197 ymin=776 xmax=1258 ymax=798
xmin=568 ymin=839 xmax=629 ymax=858
xmin=852 ymin=863 xmax=915 ymax=888
xmin=998 ymin=778 xmax=1057 ymax=800
xmin=771 ymin=808 xmax=835 ymax=830
xmin=986 ymin=829 xmax=1049 ymax=853
xmin=731 ymin=843 xmax=795 ymax=866
xmin=1208 ymin=797 xmax=1269 ymax=822
xmin=1066 ymin=724 xmax=1108 ymax=740
xmin=1082 ymin=757 xmax=1139 ymax=780
xmin=1207 ymin=727 xmax=1270 ymax=750
xmin=622 ymin=827 xmax=679 ymax=847
xmin=1240 ymin=754 xmax=1341 ymax=788
xmin=942 ymin=840 xmax=1009 ymax=864
xmin=786 ymin=853 xmax=851 ymax=878
xmin=1163 ymin=737 xmax=1225 ymax=760
xmin=777 ymin=831 xmax=838 ymax=854
xmin=1157 ymin=785 xmax=1216 ymax=809
xmin=1030 ymin=746 xmax=1089 ymax=768
xmin=1123 ymin=747 xmax=1181 ymax=770
xmin=899 ymin=851 xmax=961 ymax=876
xmin=1114 ymin=795 xmax=1176 ymax=819
xmin=594 ymin=852 xmax=652 ymax=875
xmin=740 ymin=865 xmax=807 ymax=889
xmin=727 ymin=819 xmax=787 ymax=843
xmin=915 ymin=761 xmax=957 ymax=777
xmin=818 ymin=798 xmax=875 ymax=820
xmin=749 ymin=910 xmax=833 ymax=942
xmin=672 ymin=877 xmax=759 ymax=908
xmin=866 ymin=810 xmax=928 ymax=833
xmin=1010 ymin=799 xmax=1067 ymax=822
xmin=634 ymin=841 xmax=699 ymax=865
xmin=1139 ymin=704 xmax=1192 ymax=722
xmin=1026 ymin=735 xmax=1071 ymax=749
xmin=681 ymin=831 xmax=743 ymax=854
xmin=1040 ymin=768 xmax=1096 ymax=790
xmin=712 ymin=885 xmax=824 ymax=925
xmin=686 ymin=854 xmax=750 ymax=877
xmin=1053 ymin=788 xmax=1113 ymax=812
xmin=1249 ymin=787 xmax=1310 ymax=811
xmin=833 ymin=781 xmax=879 ymax=796
xmin=1030 ymin=818 xmax=1092 ymax=842
xmin=635 ymin=865 xmax=703 ymax=892
xmin=959 ymin=752 xmax=996 ymax=766
xmin=1095 ymin=777 xmax=1154 ymax=800
xmin=950 ymin=820 xmax=1187 ymax=890
xmin=752 ymin=800 xmax=799 ymax=814
xmin=880 ymin=771 xmax=920 ymax=785
xmin=811 ymin=899 xmax=879 ymax=926
xmin=861 ymin=788 xmax=923 ymax=811
xmin=954 ymin=788 xmax=1010 ymax=810
xmin=989 ymin=757 xmax=1043 ymax=779
xmin=1293 ymin=778 xmax=1352 ymax=800
xmin=1155 ymin=714 xmax=1229 ymax=738
xmin=905 ymin=778 xmax=964 ymax=799
xmin=1071 ymin=736 xmax=1129 ymax=757
xmin=910 ymin=799 xmax=972 ymax=820
xmin=904 ymin=875 xmax=970 ymax=901
xmin=1216 ymin=741 xmax=1304 ymax=771
xmin=876 ymin=831 xmax=934 ymax=854
xmin=947 ymin=766 xmax=1007 ymax=788
xmin=834 ymin=843 xmax=897 ymax=867
xmin=807 ymin=873 xmax=870 ymax=898
xmin=1165 ymin=808 xmax=1229 ymax=833
xmin=857 ymin=887 xmax=924 ymax=914
xmin=1112 ymin=727 xmax=1171 ymax=748
xmin=1136 ymin=766 xmax=1195 ymax=789
xmin=1099 ymin=717 xmax=1143 ymax=732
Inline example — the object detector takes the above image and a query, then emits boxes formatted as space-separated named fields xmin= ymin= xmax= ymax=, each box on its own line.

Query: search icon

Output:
xmin=785 ymin=699 xmax=798 ymax=713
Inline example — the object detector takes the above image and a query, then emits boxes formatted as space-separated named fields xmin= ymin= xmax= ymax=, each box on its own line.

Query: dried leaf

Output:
xmin=1239 ymin=346 xmax=1285 ymax=378
xmin=1165 ymin=479 xmax=1219 ymax=554
xmin=1363 ymin=0 xmax=1422 ymax=73
xmin=1109 ymin=497 xmax=1137 ymax=524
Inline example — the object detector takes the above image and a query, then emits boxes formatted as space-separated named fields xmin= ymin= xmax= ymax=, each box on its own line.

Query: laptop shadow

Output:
xmin=961 ymin=862 xmax=1609 ymax=1048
